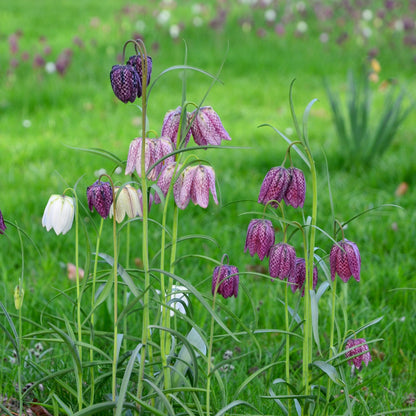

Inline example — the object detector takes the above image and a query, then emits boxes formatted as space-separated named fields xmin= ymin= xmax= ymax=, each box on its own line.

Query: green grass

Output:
xmin=1 ymin=0 xmax=416 ymax=414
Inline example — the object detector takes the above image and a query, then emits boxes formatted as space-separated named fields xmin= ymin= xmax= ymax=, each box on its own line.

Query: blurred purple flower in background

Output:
xmin=0 ymin=209 xmax=6 ymax=234
xmin=345 ymin=338 xmax=372 ymax=370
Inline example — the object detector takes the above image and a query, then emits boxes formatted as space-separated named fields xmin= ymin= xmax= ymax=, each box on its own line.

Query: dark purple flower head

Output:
xmin=110 ymin=64 xmax=140 ymax=103
xmin=284 ymin=167 xmax=306 ymax=208
xmin=269 ymin=243 xmax=296 ymax=280
xmin=190 ymin=106 xmax=232 ymax=146
xmin=126 ymin=54 xmax=152 ymax=97
xmin=244 ymin=219 xmax=275 ymax=261
xmin=125 ymin=137 xmax=175 ymax=181
xmin=258 ymin=166 xmax=290 ymax=208
xmin=330 ymin=239 xmax=361 ymax=283
xmin=174 ymin=165 xmax=218 ymax=209
xmin=55 ymin=49 xmax=72 ymax=76
xmin=0 ymin=209 xmax=6 ymax=234
xmin=212 ymin=264 xmax=239 ymax=299
xmin=161 ymin=106 xmax=192 ymax=148
xmin=345 ymin=338 xmax=372 ymax=370
xmin=87 ymin=180 xmax=113 ymax=219
xmin=288 ymin=258 xmax=318 ymax=296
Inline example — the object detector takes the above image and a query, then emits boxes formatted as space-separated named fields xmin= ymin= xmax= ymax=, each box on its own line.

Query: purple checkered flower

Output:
xmin=284 ymin=167 xmax=306 ymax=208
xmin=269 ymin=242 xmax=296 ymax=280
xmin=110 ymin=64 xmax=140 ymax=103
xmin=153 ymin=162 xmax=180 ymax=204
xmin=174 ymin=165 xmax=218 ymax=209
xmin=0 ymin=209 xmax=6 ymax=234
xmin=288 ymin=258 xmax=318 ymax=296
xmin=330 ymin=239 xmax=361 ymax=283
xmin=190 ymin=106 xmax=232 ymax=146
xmin=345 ymin=338 xmax=372 ymax=370
xmin=87 ymin=180 xmax=113 ymax=219
xmin=212 ymin=264 xmax=239 ymax=299
xmin=244 ymin=219 xmax=275 ymax=261
xmin=126 ymin=54 xmax=152 ymax=97
xmin=161 ymin=106 xmax=192 ymax=148
xmin=258 ymin=166 xmax=290 ymax=208
xmin=125 ymin=137 xmax=175 ymax=181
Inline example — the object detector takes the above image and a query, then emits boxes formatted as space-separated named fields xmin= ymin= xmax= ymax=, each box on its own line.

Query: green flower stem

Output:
xmin=112 ymin=192 xmax=119 ymax=402
xmin=123 ymin=221 xmax=131 ymax=354
xmin=326 ymin=275 xmax=337 ymax=408
xmin=284 ymin=282 xmax=291 ymax=416
xmin=136 ymin=41 xmax=151 ymax=405
xmin=16 ymin=224 xmax=24 ymax=416
xmin=90 ymin=217 xmax=104 ymax=406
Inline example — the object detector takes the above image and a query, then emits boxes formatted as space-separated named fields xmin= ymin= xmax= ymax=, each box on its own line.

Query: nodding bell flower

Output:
xmin=269 ymin=242 xmax=296 ymax=281
xmin=0 ymin=209 xmax=6 ymax=234
xmin=288 ymin=258 xmax=318 ymax=296
xmin=42 ymin=195 xmax=75 ymax=235
xmin=161 ymin=106 xmax=192 ymax=148
xmin=109 ymin=185 xmax=142 ymax=223
xmin=87 ymin=180 xmax=113 ymax=219
xmin=284 ymin=167 xmax=306 ymax=208
xmin=125 ymin=137 xmax=175 ymax=181
xmin=126 ymin=54 xmax=152 ymax=97
xmin=345 ymin=338 xmax=372 ymax=370
xmin=190 ymin=106 xmax=232 ymax=146
xmin=258 ymin=166 xmax=290 ymax=208
xmin=330 ymin=239 xmax=361 ymax=283
xmin=174 ymin=165 xmax=218 ymax=210
xmin=153 ymin=162 xmax=180 ymax=204
xmin=212 ymin=264 xmax=239 ymax=299
xmin=244 ymin=219 xmax=275 ymax=261
xmin=110 ymin=64 xmax=140 ymax=103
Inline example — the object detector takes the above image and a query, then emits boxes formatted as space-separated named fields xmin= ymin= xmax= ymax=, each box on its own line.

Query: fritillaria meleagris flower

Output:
xmin=125 ymin=137 xmax=175 ymax=181
xmin=153 ymin=162 xmax=180 ymax=204
xmin=190 ymin=106 xmax=232 ymax=146
xmin=268 ymin=242 xmax=296 ymax=280
xmin=284 ymin=167 xmax=306 ymax=208
xmin=345 ymin=338 xmax=372 ymax=370
xmin=42 ymin=195 xmax=75 ymax=235
xmin=288 ymin=258 xmax=318 ymax=296
xmin=126 ymin=54 xmax=152 ymax=97
xmin=244 ymin=219 xmax=275 ymax=261
xmin=0 ymin=209 xmax=6 ymax=234
xmin=330 ymin=239 xmax=361 ymax=283
xmin=258 ymin=166 xmax=290 ymax=208
xmin=161 ymin=106 xmax=192 ymax=148
xmin=87 ymin=180 xmax=113 ymax=219
xmin=212 ymin=264 xmax=239 ymax=299
xmin=110 ymin=64 xmax=140 ymax=103
xmin=109 ymin=185 xmax=141 ymax=223
xmin=174 ymin=165 xmax=218 ymax=209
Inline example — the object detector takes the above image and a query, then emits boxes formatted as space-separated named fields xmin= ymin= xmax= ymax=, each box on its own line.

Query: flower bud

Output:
xmin=212 ymin=264 xmax=239 ymax=299
xmin=345 ymin=338 xmax=372 ymax=370
xmin=330 ymin=239 xmax=361 ymax=283
xmin=110 ymin=64 xmax=140 ymax=103
xmin=14 ymin=285 xmax=24 ymax=310
xmin=284 ymin=167 xmax=306 ymax=208
xmin=268 ymin=242 xmax=296 ymax=280
xmin=258 ymin=166 xmax=290 ymax=208
xmin=244 ymin=219 xmax=275 ymax=261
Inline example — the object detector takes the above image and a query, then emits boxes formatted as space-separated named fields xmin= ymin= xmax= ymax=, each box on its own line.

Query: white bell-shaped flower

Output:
xmin=42 ymin=194 xmax=75 ymax=235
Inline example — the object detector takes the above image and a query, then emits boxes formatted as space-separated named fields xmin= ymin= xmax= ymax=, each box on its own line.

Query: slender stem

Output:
xmin=285 ymin=282 xmax=291 ymax=416
xmin=326 ymin=276 xmax=337 ymax=409
xmin=112 ymin=194 xmax=119 ymax=402
xmin=206 ymin=289 xmax=218 ymax=416
xmin=123 ymin=221 xmax=131 ymax=354
xmin=16 ymin=225 xmax=24 ymax=416
xmin=90 ymin=217 xmax=103 ymax=405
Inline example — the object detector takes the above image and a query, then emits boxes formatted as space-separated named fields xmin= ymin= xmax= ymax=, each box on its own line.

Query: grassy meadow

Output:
xmin=1 ymin=0 xmax=416 ymax=414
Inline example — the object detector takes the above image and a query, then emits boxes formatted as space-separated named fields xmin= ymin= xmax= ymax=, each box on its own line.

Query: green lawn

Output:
xmin=1 ymin=0 xmax=416 ymax=414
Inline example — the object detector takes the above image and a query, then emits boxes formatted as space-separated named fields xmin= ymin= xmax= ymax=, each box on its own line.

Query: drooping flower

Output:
xmin=42 ymin=195 xmax=75 ymax=235
xmin=153 ymin=162 xmax=180 ymax=204
xmin=258 ymin=166 xmax=290 ymax=207
xmin=125 ymin=137 xmax=175 ymax=181
xmin=0 ymin=209 xmax=6 ymax=234
xmin=244 ymin=219 xmax=275 ymax=261
xmin=161 ymin=106 xmax=192 ymax=148
xmin=87 ymin=180 xmax=113 ymax=219
xmin=126 ymin=54 xmax=152 ymax=97
xmin=284 ymin=167 xmax=306 ymax=208
xmin=288 ymin=258 xmax=318 ymax=296
xmin=212 ymin=264 xmax=239 ymax=299
xmin=330 ymin=239 xmax=361 ymax=283
xmin=269 ymin=242 xmax=296 ymax=280
xmin=109 ymin=185 xmax=141 ymax=223
xmin=190 ymin=106 xmax=232 ymax=146
xmin=345 ymin=338 xmax=372 ymax=370
xmin=174 ymin=165 xmax=218 ymax=209
xmin=110 ymin=64 xmax=140 ymax=103
xmin=166 ymin=285 xmax=189 ymax=316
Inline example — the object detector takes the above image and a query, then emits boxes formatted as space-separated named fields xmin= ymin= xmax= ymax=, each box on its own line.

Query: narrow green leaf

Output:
xmin=214 ymin=400 xmax=262 ymax=416
xmin=312 ymin=360 xmax=344 ymax=385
